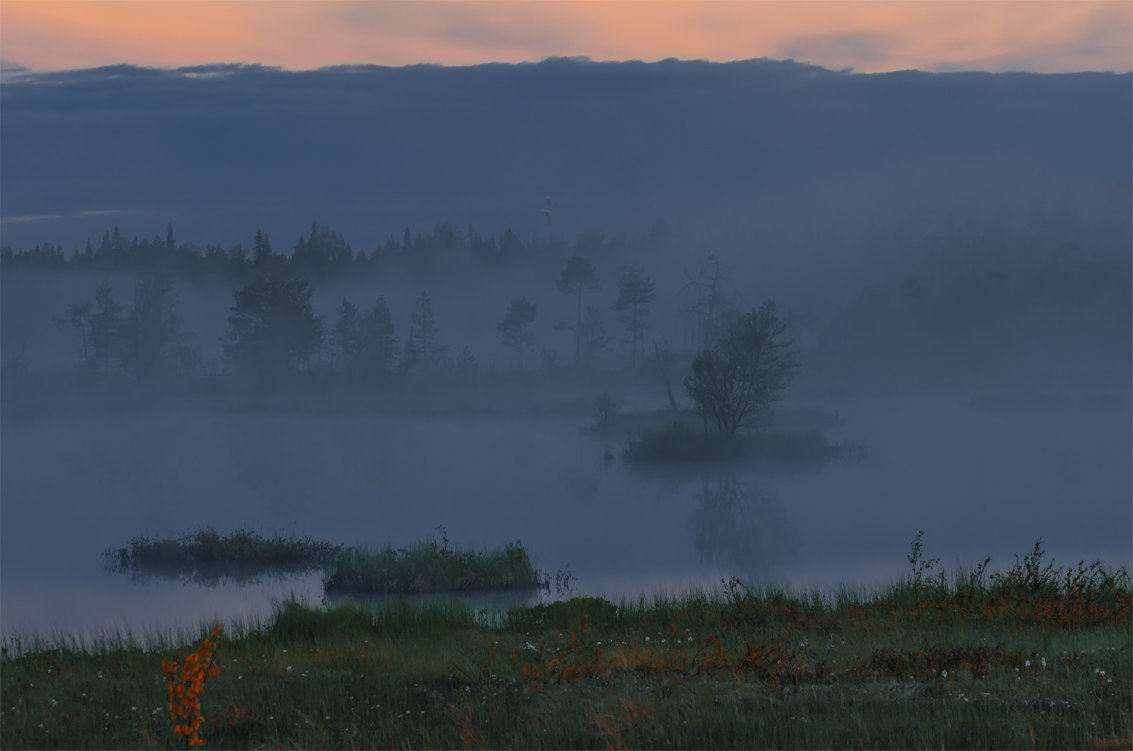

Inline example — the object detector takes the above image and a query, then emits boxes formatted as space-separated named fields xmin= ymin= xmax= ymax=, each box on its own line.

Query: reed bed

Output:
xmin=103 ymin=528 xmax=342 ymax=585
xmin=104 ymin=528 xmax=543 ymax=595
xmin=324 ymin=539 xmax=542 ymax=595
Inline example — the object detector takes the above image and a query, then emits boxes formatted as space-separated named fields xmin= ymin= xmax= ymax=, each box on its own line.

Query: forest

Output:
xmin=3 ymin=193 xmax=1130 ymax=420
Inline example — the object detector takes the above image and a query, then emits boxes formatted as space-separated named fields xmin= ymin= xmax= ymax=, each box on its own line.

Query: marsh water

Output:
xmin=2 ymin=391 xmax=1129 ymax=645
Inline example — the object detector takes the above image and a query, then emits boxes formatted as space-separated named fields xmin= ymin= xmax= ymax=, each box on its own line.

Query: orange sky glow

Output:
xmin=2 ymin=1 xmax=1130 ymax=74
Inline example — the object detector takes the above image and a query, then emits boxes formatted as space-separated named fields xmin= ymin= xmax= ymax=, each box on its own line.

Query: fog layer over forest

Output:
xmin=1 ymin=58 xmax=1129 ymax=640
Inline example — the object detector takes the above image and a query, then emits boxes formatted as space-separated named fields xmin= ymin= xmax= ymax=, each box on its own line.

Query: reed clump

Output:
xmin=104 ymin=528 xmax=342 ymax=584
xmin=104 ymin=529 xmax=542 ymax=596
xmin=324 ymin=539 xmax=542 ymax=594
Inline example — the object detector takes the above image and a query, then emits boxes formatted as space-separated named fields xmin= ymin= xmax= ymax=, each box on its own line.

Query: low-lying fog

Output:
xmin=2 ymin=59 xmax=1129 ymax=645
xmin=2 ymin=200 xmax=1129 ymax=645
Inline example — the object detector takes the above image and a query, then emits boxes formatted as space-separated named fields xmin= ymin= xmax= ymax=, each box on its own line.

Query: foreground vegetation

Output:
xmin=5 ymin=536 xmax=1130 ymax=749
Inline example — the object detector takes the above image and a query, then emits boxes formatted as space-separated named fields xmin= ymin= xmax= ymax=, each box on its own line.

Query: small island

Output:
xmin=105 ymin=527 xmax=544 ymax=594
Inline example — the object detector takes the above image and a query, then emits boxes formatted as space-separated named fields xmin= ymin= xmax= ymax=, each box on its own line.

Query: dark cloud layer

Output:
xmin=1 ymin=58 xmax=1128 ymax=250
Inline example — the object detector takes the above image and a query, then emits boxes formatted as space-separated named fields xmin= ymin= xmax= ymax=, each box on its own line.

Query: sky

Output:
xmin=1 ymin=0 xmax=1130 ymax=75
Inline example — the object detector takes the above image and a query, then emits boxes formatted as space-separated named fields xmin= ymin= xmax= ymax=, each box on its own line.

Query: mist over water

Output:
xmin=2 ymin=392 xmax=1128 ymax=643
xmin=1 ymin=58 xmax=1130 ymax=645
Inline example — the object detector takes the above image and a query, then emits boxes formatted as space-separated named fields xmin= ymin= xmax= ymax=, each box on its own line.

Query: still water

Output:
xmin=2 ymin=393 xmax=1129 ymax=644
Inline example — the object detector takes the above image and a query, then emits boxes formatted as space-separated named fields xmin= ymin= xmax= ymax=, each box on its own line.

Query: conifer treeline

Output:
xmin=0 ymin=218 xmax=673 ymax=278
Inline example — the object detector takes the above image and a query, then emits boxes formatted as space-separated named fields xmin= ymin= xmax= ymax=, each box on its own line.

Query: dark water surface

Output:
xmin=3 ymin=394 xmax=1129 ymax=644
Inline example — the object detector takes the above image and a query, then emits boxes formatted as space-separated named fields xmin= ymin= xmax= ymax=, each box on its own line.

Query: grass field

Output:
xmin=4 ymin=535 xmax=1130 ymax=749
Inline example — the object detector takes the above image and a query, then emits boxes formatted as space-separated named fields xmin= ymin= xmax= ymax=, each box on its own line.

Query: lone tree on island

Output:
xmin=684 ymin=299 xmax=800 ymax=436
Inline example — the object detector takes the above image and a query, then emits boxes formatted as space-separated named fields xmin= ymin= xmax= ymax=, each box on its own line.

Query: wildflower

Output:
xmin=164 ymin=624 xmax=222 ymax=747
xmin=941 ymin=669 xmax=948 ymax=678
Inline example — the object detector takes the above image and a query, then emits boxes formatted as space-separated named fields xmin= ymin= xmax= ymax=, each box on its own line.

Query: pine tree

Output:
xmin=497 ymin=297 xmax=538 ymax=370
xmin=409 ymin=291 xmax=446 ymax=371
xmin=121 ymin=273 xmax=183 ymax=384
xmin=332 ymin=298 xmax=362 ymax=377
xmin=555 ymin=256 xmax=600 ymax=365
xmin=611 ymin=262 xmax=655 ymax=367
xmin=253 ymin=229 xmax=275 ymax=267
xmin=454 ymin=346 xmax=479 ymax=380
xmin=579 ymin=305 xmax=612 ymax=367
xmin=90 ymin=279 xmax=124 ymax=374
xmin=53 ymin=302 xmax=94 ymax=371
xmin=223 ymin=272 xmax=324 ymax=378
xmin=360 ymin=296 xmax=398 ymax=380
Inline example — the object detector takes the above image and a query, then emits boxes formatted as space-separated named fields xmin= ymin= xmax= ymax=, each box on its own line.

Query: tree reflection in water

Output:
xmin=229 ymin=416 xmax=317 ymax=525
xmin=687 ymin=475 xmax=798 ymax=583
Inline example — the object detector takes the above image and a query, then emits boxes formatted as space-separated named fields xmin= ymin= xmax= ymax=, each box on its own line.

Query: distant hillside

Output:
xmin=1 ymin=58 xmax=1128 ymax=252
